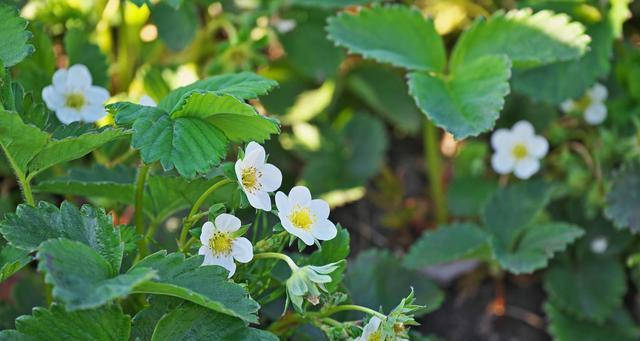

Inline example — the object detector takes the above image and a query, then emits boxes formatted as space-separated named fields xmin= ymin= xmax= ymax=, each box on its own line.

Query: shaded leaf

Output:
xmin=0 ymin=244 xmax=31 ymax=282
xmin=545 ymin=302 xmax=638 ymax=341
xmin=604 ymin=161 xmax=640 ymax=233
xmin=64 ymin=28 xmax=109 ymax=88
xmin=150 ymin=3 xmax=197 ymax=51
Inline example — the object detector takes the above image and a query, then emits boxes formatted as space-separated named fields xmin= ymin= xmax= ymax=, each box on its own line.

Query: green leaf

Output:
xmin=64 ymin=28 xmax=109 ymax=88
xmin=544 ymin=256 xmax=626 ymax=322
xmin=0 ymin=244 xmax=30 ymax=282
xmin=291 ymin=0 xmax=389 ymax=8
xmin=512 ymin=21 xmax=612 ymax=104
xmin=0 ymin=201 xmax=123 ymax=272
xmin=0 ymin=4 xmax=33 ymax=67
xmin=151 ymin=303 xmax=277 ymax=341
xmin=545 ymin=302 xmax=639 ymax=341
xmin=170 ymin=91 xmax=279 ymax=142
xmin=492 ymin=222 xmax=584 ymax=274
xmin=403 ymin=223 xmax=489 ymax=269
xmin=344 ymin=249 xmax=444 ymax=315
xmin=482 ymin=181 xmax=553 ymax=247
xmin=27 ymin=127 xmax=125 ymax=175
xmin=158 ymin=72 xmax=278 ymax=112
xmin=150 ymin=2 xmax=197 ymax=51
xmin=0 ymin=304 xmax=131 ymax=341
xmin=130 ymin=251 xmax=260 ymax=323
xmin=447 ymin=176 xmax=496 ymax=217
xmin=36 ymin=239 xmax=156 ymax=310
xmin=15 ymin=23 xmax=55 ymax=99
xmin=326 ymin=5 xmax=446 ymax=72
xmin=347 ymin=65 xmax=422 ymax=134
xmin=0 ymin=110 xmax=49 ymax=175
xmin=450 ymin=9 xmax=589 ymax=70
xmin=131 ymin=296 xmax=182 ymax=341
xmin=604 ymin=161 xmax=640 ymax=233
xmin=408 ymin=55 xmax=511 ymax=139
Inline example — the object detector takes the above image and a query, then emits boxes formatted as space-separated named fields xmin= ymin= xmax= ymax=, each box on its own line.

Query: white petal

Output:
xmin=246 ymin=191 xmax=272 ymax=211
xmin=200 ymin=221 xmax=215 ymax=245
xmin=55 ymin=107 xmax=81 ymax=124
xmin=208 ymin=255 xmax=236 ymax=278
xmin=214 ymin=213 xmax=241 ymax=233
xmin=242 ymin=142 xmax=265 ymax=167
xmin=66 ymin=64 xmax=93 ymax=90
xmin=312 ymin=219 xmax=337 ymax=241
xmin=559 ymin=100 xmax=575 ymax=113
xmin=584 ymin=103 xmax=607 ymax=125
xmin=514 ymin=158 xmax=540 ymax=179
xmin=491 ymin=152 xmax=515 ymax=175
xmin=527 ymin=135 xmax=549 ymax=158
xmin=589 ymin=83 xmax=608 ymax=101
xmin=289 ymin=186 xmax=312 ymax=206
xmin=511 ymin=120 xmax=535 ymax=138
xmin=79 ymin=104 xmax=106 ymax=122
xmin=490 ymin=129 xmax=512 ymax=150
xmin=309 ymin=199 xmax=330 ymax=220
xmin=84 ymin=86 xmax=110 ymax=105
xmin=232 ymin=237 xmax=253 ymax=263
xmin=52 ymin=68 xmax=69 ymax=92
xmin=259 ymin=163 xmax=282 ymax=192
xmin=140 ymin=95 xmax=156 ymax=106
xmin=362 ymin=317 xmax=382 ymax=338
xmin=42 ymin=86 xmax=64 ymax=110
xmin=275 ymin=191 xmax=291 ymax=214
xmin=280 ymin=215 xmax=315 ymax=245
xmin=234 ymin=160 xmax=243 ymax=183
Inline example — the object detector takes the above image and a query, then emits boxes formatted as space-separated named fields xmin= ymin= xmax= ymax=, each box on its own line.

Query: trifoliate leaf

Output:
xmin=545 ymin=302 xmax=639 ymax=341
xmin=64 ymin=28 xmax=109 ymax=88
xmin=0 ymin=4 xmax=33 ymax=67
xmin=408 ymin=55 xmax=511 ymax=139
xmin=36 ymin=239 xmax=156 ymax=310
xmin=492 ymin=222 xmax=584 ymax=274
xmin=326 ymin=5 xmax=446 ymax=72
xmin=482 ymin=181 xmax=553 ymax=247
xmin=403 ymin=223 xmax=489 ymax=269
xmin=512 ymin=21 xmax=612 ymax=104
xmin=344 ymin=249 xmax=444 ymax=315
xmin=129 ymin=251 xmax=260 ymax=323
xmin=604 ymin=161 xmax=640 ymax=233
xmin=0 ymin=201 xmax=124 ymax=272
xmin=151 ymin=303 xmax=277 ymax=341
xmin=0 ymin=244 xmax=30 ymax=282
xmin=158 ymin=72 xmax=278 ymax=112
xmin=450 ymin=9 xmax=589 ymax=70
xmin=0 ymin=304 xmax=131 ymax=341
xmin=347 ymin=65 xmax=422 ymax=134
xmin=544 ymin=256 xmax=626 ymax=322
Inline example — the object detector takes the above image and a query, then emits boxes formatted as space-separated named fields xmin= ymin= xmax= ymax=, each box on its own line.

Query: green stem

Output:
xmin=317 ymin=304 xmax=386 ymax=320
xmin=178 ymin=178 xmax=233 ymax=251
xmin=254 ymin=252 xmax=299 ymax=271
xmin=0 ymin=145 xmax=34 ymax=205
xmin=423 ymin=120 xmax=448 ymax=224
xmin=134 ymin=164 xmax=150 ymax=259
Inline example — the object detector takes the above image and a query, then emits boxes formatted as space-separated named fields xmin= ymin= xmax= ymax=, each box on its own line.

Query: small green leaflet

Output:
xmin=0 ymin=4 xmax=34 ymax=67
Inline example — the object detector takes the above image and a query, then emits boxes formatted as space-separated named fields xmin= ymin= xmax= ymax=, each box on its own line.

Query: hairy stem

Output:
xmin=134 ymin=164 xmax=150 ymax=259
xmin=253 ymin=252 xmax=299 ymax=271
xmin=0 ymin=145 xmax=34 ymax=205
xmin=178 ymin=178 xmax=232 ymax=251
xmin=423 ymin=120 xmax=448 ymax=224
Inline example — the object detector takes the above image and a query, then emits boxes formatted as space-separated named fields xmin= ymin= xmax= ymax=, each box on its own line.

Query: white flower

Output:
xmin=42 ymin=64 xmax=110 ymax=124
xmin=139 ymin=95 xmax=156 ymax=106
xmin=590 ymin=236 xmax=608 ymax=254
xmin=198 ymin=213 xmax=253 ymax=278
xmin=356 ymin=316 xmax=383 ymax=341
xmin=491 ymin=121 xmax=549 ymax=179
xmin=275 ymin=186 xmax=337 ymax=245
xmin=235 ymin=142 xmax=282 ymax=211
xmin=560 ymin=83 xmax=608 ymax=125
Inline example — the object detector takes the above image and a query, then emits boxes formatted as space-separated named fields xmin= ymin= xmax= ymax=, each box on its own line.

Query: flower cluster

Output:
xmin=198 ymin=142 xmax=338 ymax=281
xmin=560 ymin=83 xmax=608 ymax=125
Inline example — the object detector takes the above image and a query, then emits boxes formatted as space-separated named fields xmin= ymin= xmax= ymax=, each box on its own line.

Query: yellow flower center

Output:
xmin=575 ymin=94 xmax=593 ymax=112
xmin=511 ymin=143 xmax=528 ymax=160
xmin=368 ymin=331 xmax=381 ymax=341
xmin=289 ymin=207 xmax=314 ymax=231
xmin=208 ymin=232 xmax=234 ymax=255
xmin=65 ymin=92 xmax=86 ymax=110
xmin=241 ymin=167 xmax=260 ymax=192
